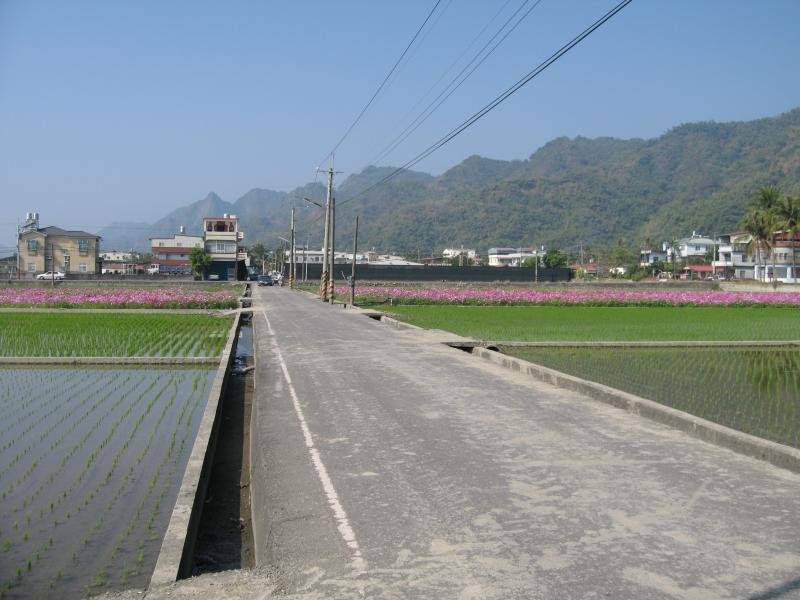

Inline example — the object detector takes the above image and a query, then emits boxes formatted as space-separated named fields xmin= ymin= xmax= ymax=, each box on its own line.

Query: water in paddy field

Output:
xmin=0 ymin=366 xmax=216 ymax=599
xmin=504 ymin=347 xmax=800 ymax=449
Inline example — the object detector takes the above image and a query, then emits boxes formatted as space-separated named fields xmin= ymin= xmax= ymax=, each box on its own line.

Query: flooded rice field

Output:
xmin=0 ymin=366 xmax=215 ymax=599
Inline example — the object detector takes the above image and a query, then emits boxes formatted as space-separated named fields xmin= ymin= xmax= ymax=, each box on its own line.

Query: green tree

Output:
xmin=773 ymin=195 xmax=800 ymax=283
xmin=249 ymin=242 xmax=268 ymax=263
xmin=741 ymin=209 xmax=775 ymax=282
xmin=753 ymin=186 xmax=781 ymax=212
xmin=189 ymin=247 xmax=212 ymax=279
xmin=609 ymin=239 xmax=636 ymax=269
xmin=542 ymin=248 xmax=568 ymax=269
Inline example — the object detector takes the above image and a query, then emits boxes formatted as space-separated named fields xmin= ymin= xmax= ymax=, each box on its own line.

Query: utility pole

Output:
xmin=289 ymin=207 xmax=295 ymax=288
xmin=16 ymin=223 xmax=20 ymax=280
xmin=350 ymin=215 xmax=359 ymax=306
xmin=320 ymin=169 xmax=333 ymax=301
xmin=304 ymin=235 xmax=309 ymax=281
xmin=328 ymin=196 xmax=336 ymax=301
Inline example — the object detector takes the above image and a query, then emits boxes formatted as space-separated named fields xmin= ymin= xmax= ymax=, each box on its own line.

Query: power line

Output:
xmin=366 ymin=0 xmax=539 ymax=168
xmin=318 ymin=0 xmax=443 ymax=168
xmin=340 ymin=0 xmax=633 ymax=208
xmin=375 ymin=0 xmax=514 ymax=148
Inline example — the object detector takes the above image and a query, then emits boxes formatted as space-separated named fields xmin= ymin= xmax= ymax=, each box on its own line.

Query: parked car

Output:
xmin=36 ymin=271 xmax=65 ymax=280
xmin=257 ymin=275 xmax=273 ymax=286
xmin=207 ymin=274 xmax=220 ymax=280
xmin=146 ymin=265 xmax=160 ymax=275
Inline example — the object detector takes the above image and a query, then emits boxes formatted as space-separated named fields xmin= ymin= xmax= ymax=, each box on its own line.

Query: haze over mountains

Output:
xmin=100 ymin=108 xmax=800 ymax=255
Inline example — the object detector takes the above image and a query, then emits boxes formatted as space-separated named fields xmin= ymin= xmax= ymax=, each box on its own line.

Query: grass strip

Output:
xmin=383 ymin=305 xmax=800 ymax=342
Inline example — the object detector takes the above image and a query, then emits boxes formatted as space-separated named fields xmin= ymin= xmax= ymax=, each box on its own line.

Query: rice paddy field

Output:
xmin=383 ymin=305 xmax=800 ymax=341
xmin=0 ymin=313 xmax=233 ymax=357
xmin=0 ymin=366 xmax=215 ymax=599
xmin=502 ymin=346 xmax=800 ymax=449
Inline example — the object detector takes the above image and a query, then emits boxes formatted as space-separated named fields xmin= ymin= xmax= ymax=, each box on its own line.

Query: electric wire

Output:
xmin=366 ymin=0 xmax=538 ymax=168
xmin=340 ymin=0 xmax=633 ymax=208
xmin=374 ymin=0 xmax=514 ymax=155
xmin=318 ymin=0 xmax=443 ymax=168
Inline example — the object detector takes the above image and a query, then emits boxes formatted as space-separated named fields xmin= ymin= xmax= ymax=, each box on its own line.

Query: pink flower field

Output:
xmin=0 ymin=286 xmax=240 ymax=309
xmin=337 ymin=286 xmax=800 ymax=307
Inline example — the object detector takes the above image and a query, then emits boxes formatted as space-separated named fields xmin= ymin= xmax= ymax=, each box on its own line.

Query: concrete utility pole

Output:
xmin=304 ymin=235 xmax=309 ymax=281
xmin=350 ymin=215 xmax=359 ymax=306
xmin=320 ymin=169 xmax=333 ymax=301
xmin=328 ymin=196 xmax=335 ymax=302
xmin=289 ymin=207 xmax=295 ymax=288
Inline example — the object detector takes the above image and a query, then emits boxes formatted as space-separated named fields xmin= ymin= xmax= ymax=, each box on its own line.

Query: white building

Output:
xmin=290 ymin=248 xmax=422 ymax=266
xmin=150 ymin=231 xmax=204 ymax=275
xmin=711 ymin=232 xmax=755 ymax=280
xmin=487 ymin=247 xmax=539 ymax=267
xmin=203 ymin=215 xmax=246 ymax=280
xmin=442 ymin=248 xmax=477 ymax=260
xmin=667 ymin=232 xmax=716 ymax=261
xmin=100 ymin=250 xmax=134 ymax=262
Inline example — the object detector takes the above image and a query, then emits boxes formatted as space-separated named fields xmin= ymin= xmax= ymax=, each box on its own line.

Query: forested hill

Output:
xmin=101 ymin=108 xmax=800 ymax=253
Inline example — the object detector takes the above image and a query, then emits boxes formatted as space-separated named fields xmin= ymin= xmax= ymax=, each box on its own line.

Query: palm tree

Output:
xmin=741 ymin=209 xmax=774 ymax=282
xmin=773 ymin=195 xmax=800 ymax=283
xmin=753 ymin=186 xmax=782 ymax=212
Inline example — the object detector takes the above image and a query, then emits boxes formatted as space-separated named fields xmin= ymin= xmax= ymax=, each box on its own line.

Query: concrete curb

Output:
xmin=451 ymin=340 xmax=800 ymax=348
xmin=0 ymin=356 xmax=220 ymax=365
xmin=379 ymin=314 xmax=423 ymax=331
xmin=471 ymin=347 xmax=800 ymax=475
xmin=149 ymin=311 xmax=242 ymax=589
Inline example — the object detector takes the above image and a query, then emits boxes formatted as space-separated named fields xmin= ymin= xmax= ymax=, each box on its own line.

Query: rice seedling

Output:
xmin=504 ymin=346 xmax=800 ymax=448
xmin=0 ymin=313 xmax=233 ymax=358
xmin=0 ymin=366 xmax=214 ymax=597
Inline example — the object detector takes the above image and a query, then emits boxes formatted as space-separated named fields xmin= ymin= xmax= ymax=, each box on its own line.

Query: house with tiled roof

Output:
xmin=17 ymin=213 xmax=101 ymax=278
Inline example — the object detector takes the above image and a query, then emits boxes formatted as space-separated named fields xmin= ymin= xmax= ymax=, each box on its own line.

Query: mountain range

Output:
xmin=100 ymin=107 xmax=800 ymax=256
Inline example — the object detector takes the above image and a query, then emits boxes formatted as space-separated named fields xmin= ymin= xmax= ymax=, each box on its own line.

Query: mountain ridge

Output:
xmin=99 ymin=107 xmax=800 ymax=254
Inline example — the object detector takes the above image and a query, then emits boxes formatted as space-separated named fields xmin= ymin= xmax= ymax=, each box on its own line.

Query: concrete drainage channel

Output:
xmin=148 ymin=309 xmax=255 ymax=591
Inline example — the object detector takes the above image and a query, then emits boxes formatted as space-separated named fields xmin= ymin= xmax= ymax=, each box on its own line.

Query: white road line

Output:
xmin=261 ymin=309 xmax=367 ymax=575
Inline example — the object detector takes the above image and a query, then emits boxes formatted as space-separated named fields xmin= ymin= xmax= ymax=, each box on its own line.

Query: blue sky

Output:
xmin=1 ymin=0 xmax=799 ymax=249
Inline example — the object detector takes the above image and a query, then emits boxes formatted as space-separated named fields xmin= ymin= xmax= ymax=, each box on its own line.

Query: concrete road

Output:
xmin=250 ymin=287 xmax=800 ymax=599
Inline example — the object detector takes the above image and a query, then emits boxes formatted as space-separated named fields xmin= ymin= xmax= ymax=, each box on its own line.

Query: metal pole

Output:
xmin=350 ymin=215 xmax=358 ymax=306
xmin=289 ymin=207 xmax=295 ymax=288
xmin=328 ymin=196 xmax=336 ymax=302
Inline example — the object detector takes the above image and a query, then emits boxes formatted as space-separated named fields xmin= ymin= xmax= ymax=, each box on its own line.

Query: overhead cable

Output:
xmin=366 ymin=0 xmax=540 ymax=168
xmin=340 ymin=0 xmax=633 ymax=207
xmin=317 ymin=0 xmax=443 ymax=168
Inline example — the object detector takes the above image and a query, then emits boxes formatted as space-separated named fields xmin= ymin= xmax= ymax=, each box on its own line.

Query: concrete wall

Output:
xmin=297 ymin=263 xmax=572 ymax=283
xmin=149 ymin=311 xmax=241 ymax=589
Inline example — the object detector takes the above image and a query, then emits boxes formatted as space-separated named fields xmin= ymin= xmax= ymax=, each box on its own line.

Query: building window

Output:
xmin=158 ymin=242 xmax=165 ymax=247
xmin=78 ymin=239 xmax=89 ymax=255
xmin=79 ymin=263 xmax=87 ymax=273
xmin=207 ymin=241 xmax=236 ymax=254
xmin=27 ymin=239 xmax=38 ymax=254
xmin=28 ymin=263 xmax=36 ymax=272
